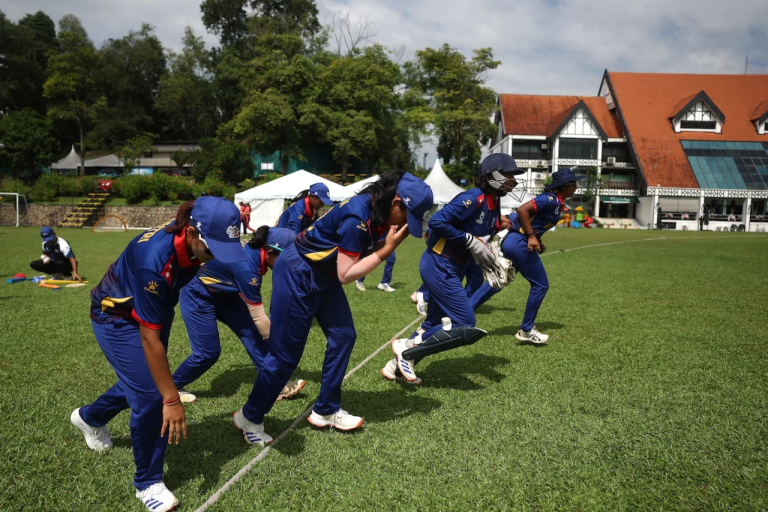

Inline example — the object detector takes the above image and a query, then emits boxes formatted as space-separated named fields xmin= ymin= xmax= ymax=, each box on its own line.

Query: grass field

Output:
xmin=1 ymin=226 xmax=767 ymax=511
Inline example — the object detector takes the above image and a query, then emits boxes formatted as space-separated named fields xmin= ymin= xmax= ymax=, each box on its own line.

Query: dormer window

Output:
xmin=671 ymin=91 xmax=725 ymax=134
xmin=751 ymin=101 xmax=768 ymax=135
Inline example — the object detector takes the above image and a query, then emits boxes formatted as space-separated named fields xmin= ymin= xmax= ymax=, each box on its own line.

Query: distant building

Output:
xmin=491 ymin=71 xmax=768 ymax=231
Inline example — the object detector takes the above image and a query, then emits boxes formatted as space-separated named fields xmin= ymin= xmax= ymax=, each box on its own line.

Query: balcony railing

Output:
xmin=601 ymin=181 xmax=637 ymax=190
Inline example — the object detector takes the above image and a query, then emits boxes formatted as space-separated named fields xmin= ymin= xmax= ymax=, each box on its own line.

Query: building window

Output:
xmin=511 ymin=140 xmax=547 ymax=160
xmin=676 ymin=100 xmax=720 ymax=133
xmin=261 ymin=162 xmax=274 ymax=171
xmin=559 ymin=138 xmax=597 ymax=160
xmin=680 ymin=120 xmax=717 ymax=130
xmin=602 ymin=143 xmax=630 ymax=162
xmin=681 ymin=140 xmax=768 ymax=189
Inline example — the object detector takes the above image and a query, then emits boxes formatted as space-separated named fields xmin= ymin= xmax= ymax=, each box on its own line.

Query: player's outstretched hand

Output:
xmin=161 ymin=403 xmax=187 ymax=445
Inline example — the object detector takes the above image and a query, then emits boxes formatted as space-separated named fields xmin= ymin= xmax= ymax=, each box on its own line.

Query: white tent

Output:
xmin=51 ymin=146 xmax=81 ymax=170
xmin=424 ymin=160 xmax=465 ymax=205
xmin=341 ymin=175 xmax=379 ymax=197
xmin=234 ymin=170 xmax=348 ymax=231
xmin=84 ymin=154 xmax=123 ymax=168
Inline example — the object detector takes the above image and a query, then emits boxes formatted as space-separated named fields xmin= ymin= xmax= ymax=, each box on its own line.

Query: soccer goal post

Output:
xmin=0 ymin=193 xmax=30 ymax=227
xmin=92 ymin=214 xmax=128 ymax=233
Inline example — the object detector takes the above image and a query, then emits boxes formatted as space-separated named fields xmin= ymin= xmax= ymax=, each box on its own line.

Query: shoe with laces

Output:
xmin=355 ymin=280 xmax=366 ymax=291
xmin=377 ymin=283 xmax=396 ymax=292
xmin=135 ymin=482 xmax=179 ymax=512
xmin=391 ymin=338 xmax=418 ymax=382
xmin=308 ymin=408 xmax=363 ymax=431
xmin=515 ymin=326 xmax=549 ymax=345
xmin=381 ymin=358 xmax=423 ymax=385
xmin=232 ymin=409 xmax=274 ymax=446
xmin=178 ymin=389 xmax=197 ymax=404
xmin=70 ymin=408 xmax=112 ymax=452
xmin=415 ymin=292 xmax=427 ymax=315
xmin=277 ymin=379 xmax=306 ymax=401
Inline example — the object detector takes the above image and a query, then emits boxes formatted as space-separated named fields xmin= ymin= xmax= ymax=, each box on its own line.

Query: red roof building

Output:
xmin=491 ymin=71 xmax=768 ymax=231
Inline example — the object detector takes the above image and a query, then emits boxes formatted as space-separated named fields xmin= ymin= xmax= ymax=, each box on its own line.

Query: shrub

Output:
xmin=119 ymin=175 xmax=150 ymax=203
xmin=0 ymin=178 xmax=32 ymax=202
xmin=58 ymin=177 xmax=80 ymax=197
xmin=258 ymin=172 xmax=282 ymax=184
xmin=78 ymin=176 xmax=98 ymax=195
xmin=239 ymin=178 xmax=256 ymax=190
xmin=193 ymin=176 xmax=236 ymax=200
xmin=147 ymin=173 xmax=172 ymax=200
xmin=168 ymin=177 xmax=194 ymax=201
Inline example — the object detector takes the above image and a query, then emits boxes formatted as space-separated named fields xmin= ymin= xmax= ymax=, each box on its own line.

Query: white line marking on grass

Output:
xmin=195 ymin=314 xmax=425 ymax=512
xmin=197 ymin=232 xmax=765 ymax=510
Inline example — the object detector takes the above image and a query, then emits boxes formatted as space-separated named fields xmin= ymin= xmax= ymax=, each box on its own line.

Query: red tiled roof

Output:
xmin=750 ymin=100 xmax=768 ymax=122
xmin=498 ymin=94 xmax=624 ymax=139
xmin=607 ymin=72 xmax=768 ymax=188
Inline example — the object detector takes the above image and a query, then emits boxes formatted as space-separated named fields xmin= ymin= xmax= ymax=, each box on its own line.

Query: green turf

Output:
xmin=1 ymin=227 xmax=767 ymax=511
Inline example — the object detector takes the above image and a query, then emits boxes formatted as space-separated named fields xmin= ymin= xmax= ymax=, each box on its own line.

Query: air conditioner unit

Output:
xmin=606 ymin=157 xmax=616 ymax=165
xmin=537 ymin=160 xmax=548 ymax=168
xmin=540 ymin=143 xmax=548 ymax=150
xmin=535 ymin=173 xmax=543 ymax=179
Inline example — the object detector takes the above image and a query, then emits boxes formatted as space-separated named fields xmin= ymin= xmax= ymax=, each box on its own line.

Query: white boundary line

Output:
xmin=196 ymin=232 xmax=766 ymax=510
xmin=195 ymin=314 xmax=425 ymax=512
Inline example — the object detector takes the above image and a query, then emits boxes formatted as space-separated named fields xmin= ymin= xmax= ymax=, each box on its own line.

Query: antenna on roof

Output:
xmin=745 ymin=51 xmax=749 ymax=75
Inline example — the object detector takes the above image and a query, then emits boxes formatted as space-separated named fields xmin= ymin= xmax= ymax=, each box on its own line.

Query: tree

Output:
xmin=89 ymin=24 xmax=166 ymax=148
xmin=44 ymin=15 xmax=102 ymax=176
xmin=156 ymin=27 xmax=219 ymax=140
xmin=119 ymin=132 xmax=155 ymax=173
xmin=404 ymin=44 xmax=499 ymax=182
xmin=184 ymin=137 xmax=252 ymax=184
xmin=0 ymin=108 xmax=59 ymax=176
xmin=0 ymin=10 xmax=57 ymax=114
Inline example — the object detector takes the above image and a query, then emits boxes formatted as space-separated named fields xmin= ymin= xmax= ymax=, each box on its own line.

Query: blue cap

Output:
xmin=480 ymin=153 xmax=523 ymax=177
xmin=397 ymin=173 xmax=434 ymax=238
xmin=309 ymin=183 xmax=334 ymax=206
xmin=267 ymin=227 xmax=296 ymax=252
xmin=544 ymin=168 xmax=586 ymax=191
xmin=40 ymin=227 xmax=55 ymax=242
xmin=189 ymin=197 xmax=246 ymax=263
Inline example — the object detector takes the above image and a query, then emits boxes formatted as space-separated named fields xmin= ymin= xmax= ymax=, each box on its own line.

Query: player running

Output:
xmin=388 ymin=154 xmax=523 ymax=384
xmin=232 ymin=171 xmax=433 ymax=442
xmin=172 ymin=226 xmax=306 ymax=407
xmin=70 ymin=197 xmax=245 ymax=512
xmin=276 ymin=183 xmax=334 ymax=234
xmin=470 ymin=168 xmax=585 ymax=344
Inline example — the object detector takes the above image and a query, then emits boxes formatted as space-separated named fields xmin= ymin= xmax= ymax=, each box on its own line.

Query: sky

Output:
xmin=3 ymin=0 xmax=767 ymax=167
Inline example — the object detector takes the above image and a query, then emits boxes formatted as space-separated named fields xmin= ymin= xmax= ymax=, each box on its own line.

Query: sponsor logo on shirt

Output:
xmin=463 ymin=199 xmax=472 ymax=208
xmin=357 ymin=221 xmax=367 ymax=231
xmin=476 ymin=211 xmax=486 ymax=224
xmin=227 ymin=226 xmax=240 ymax=239
xmin=555 ymin=207 xmax=560 ymax=214
xmin=144 ymin=281 xmax=159 ymax=294
xmin=249 ymin=277 xmax=259 ymax=286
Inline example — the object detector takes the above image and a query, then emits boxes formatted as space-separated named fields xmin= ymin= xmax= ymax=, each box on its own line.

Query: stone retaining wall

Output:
xmin=0 ymin=203 xmax=179 ymax=228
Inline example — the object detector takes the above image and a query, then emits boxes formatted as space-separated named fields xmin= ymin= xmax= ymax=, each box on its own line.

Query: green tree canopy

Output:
xmin=0 ymin=108 xmax=59 ymax=176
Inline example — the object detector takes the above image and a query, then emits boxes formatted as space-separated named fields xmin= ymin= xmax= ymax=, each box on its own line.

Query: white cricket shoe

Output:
xmin=391 ymin=338 xmax=418 ymax=382
xmin=232 ymin=409 xmax=274 ymax=446
xmin=377 ymin=283 xmax=396 ymax=292
xmin=70 ymin=408 xmax=113 ymax=452
xmin=355 ymin=280 xmax=366 ymax=291
xmin=410 ymin=291 xmax=418 ymax=303
xmin=515 ymin=326 xmax=549 ymax=345
xmin=178 ymin=389 xmax=197 ymax=404
xmin=416 ymin=292 xmax=427 ymax=315
xmin=381 ymin=358 xmax=422 ymax=385
xmin=308 ymin=408 xmax=363 ymax=431
xmin=277 ymin=379 xmax=306 ymax=401
xmin=136 ymin=482 xmax=179 ymax=512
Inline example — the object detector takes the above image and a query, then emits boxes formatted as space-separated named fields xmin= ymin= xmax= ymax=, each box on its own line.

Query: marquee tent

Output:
xmin=341 ymin=175 xmax=379 ymax=197
xmin=234 ymin=170 xmax=348 ymax=231
xmin=51 ymin=146 xmax=81 ymax=170
xmin=424 ymin=160 xmax=465 ymax=205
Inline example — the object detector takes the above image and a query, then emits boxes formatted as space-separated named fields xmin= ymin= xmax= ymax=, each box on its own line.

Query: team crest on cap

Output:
xmin=196 ymin=221 xmax=202 ymax=229
xmin=227 ymin=226 xmax=240 ymax=239
xmin=404 ymin=196 xmax=411 ymax=204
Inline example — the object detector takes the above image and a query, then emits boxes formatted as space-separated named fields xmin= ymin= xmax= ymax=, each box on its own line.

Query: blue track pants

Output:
xmin=79 ymin=313 xmax=173 ymax=491
xmin=470 ymin=234 xmax=549 ymax=331
xmin=415 ymin=251 xmax=476 ymax=341
xmin=416 ymin=258 xmax=482 ymax=305
xmin=172 ymin=282 xmax=267 ymax=388
xmin=242 ymin=246 xmax=356 ymax=424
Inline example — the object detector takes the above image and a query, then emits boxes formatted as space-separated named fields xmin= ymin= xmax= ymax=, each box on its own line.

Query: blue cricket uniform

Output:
xmin=471 ymin=191 xmax=565 ymax=330
xmin=79 ymin=222 xmax=200 ymax=491
xmin=417 ymin=188 xmax=501 ymax=341
xmin=243 ymin=194 xmax=387 ymax=423
xmin=172 ymin=245 xmax=270 ymax=389
xmin=276 ymin=197 xmax=316 ymax=234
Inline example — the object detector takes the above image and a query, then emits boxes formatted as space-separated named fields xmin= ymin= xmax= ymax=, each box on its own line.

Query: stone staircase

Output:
xmin=59 ymin=192 xmax=110 ymax=228
xmin=596 ymin=217 xmax=644 ymax=229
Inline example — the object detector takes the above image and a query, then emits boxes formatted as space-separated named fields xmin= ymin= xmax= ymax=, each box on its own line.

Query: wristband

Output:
xmin=525 ymin=232 xmax=535 ymax=238
xmin=163 ymin=394 xmax=181 ymax=406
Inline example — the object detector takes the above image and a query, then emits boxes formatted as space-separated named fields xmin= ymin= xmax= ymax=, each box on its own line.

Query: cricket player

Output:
xmin=172 ymin=226 xmax=306 ymax=408
xmin=31 ymin=227 xmax=82 ymax=281
xmin=232 ymin=171 xmax=433 ymax=443
xmin=470 ymin=168 xmax=586 ymax=344
xmin=276 ymin=183 xmax=334 ymax=234
xmin=70 ymin=197 xmax=245 ymax=512
xmin=389 ymin=154 xmax=523 ymax=384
